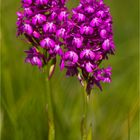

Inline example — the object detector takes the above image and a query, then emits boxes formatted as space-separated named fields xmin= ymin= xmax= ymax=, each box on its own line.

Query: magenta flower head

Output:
xmin=16 ymin=0 xmax=115 ymax=94
xmin=59 ymin=0 xmax=115 ymax=94
xmin=16 ymin=0 xmax=68 ymax=70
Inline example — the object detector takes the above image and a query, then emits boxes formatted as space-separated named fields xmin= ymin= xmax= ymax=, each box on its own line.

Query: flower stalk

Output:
xmin=81 ymin=81 xmax=89 ymax=140
xmin=46 ymin=77 xmax=55 ymax=140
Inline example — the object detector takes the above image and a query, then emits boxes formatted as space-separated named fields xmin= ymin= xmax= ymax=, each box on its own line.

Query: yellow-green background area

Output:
xmin=1 ymin=0 xmax=139 ymax=140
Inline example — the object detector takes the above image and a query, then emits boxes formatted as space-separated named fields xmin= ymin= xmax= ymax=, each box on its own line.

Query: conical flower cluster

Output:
xmin=17 ymin=0 xmax=115 ymax=93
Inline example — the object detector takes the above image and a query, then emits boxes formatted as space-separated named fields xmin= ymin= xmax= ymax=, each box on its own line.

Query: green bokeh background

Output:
xmin=1 ymin=0 xmax=139 ymax=140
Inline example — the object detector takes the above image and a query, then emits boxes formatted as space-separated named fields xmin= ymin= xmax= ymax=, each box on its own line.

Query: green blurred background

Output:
xmin=1 ymin=0 xmax=139 ymax=140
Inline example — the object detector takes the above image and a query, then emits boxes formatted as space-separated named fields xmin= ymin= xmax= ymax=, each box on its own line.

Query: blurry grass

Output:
xmin=1 ymin=0 xmax=139 ymax=140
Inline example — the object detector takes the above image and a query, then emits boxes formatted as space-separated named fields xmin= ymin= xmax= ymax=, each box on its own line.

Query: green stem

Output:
xmin=46 ymin=78 xmax=55 ymax=140
xmin=84 ymin=82 xmax=88 ymax=122
xmin=81 ymin=82 xmax=89 ymax=140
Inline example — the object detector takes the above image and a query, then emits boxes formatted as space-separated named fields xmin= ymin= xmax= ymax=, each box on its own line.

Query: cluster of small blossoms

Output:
xmin=17 ymin=0 xmax=115 ymax=93
xmin=59 ymin=0 xmax=115 ymax=93
xmin=17 ymin=0 xmax=68 ymax=66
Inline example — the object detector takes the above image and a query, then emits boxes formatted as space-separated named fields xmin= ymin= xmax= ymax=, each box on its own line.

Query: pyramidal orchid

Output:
xmin=16 ymin=0 xmax=115 ymax=139
xmin=16 ymin=0 xmax=115 ymax=94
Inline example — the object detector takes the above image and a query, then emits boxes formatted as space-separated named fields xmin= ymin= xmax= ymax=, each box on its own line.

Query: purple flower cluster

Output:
xmin=17 ymin=0 xmax=115 ymax=93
